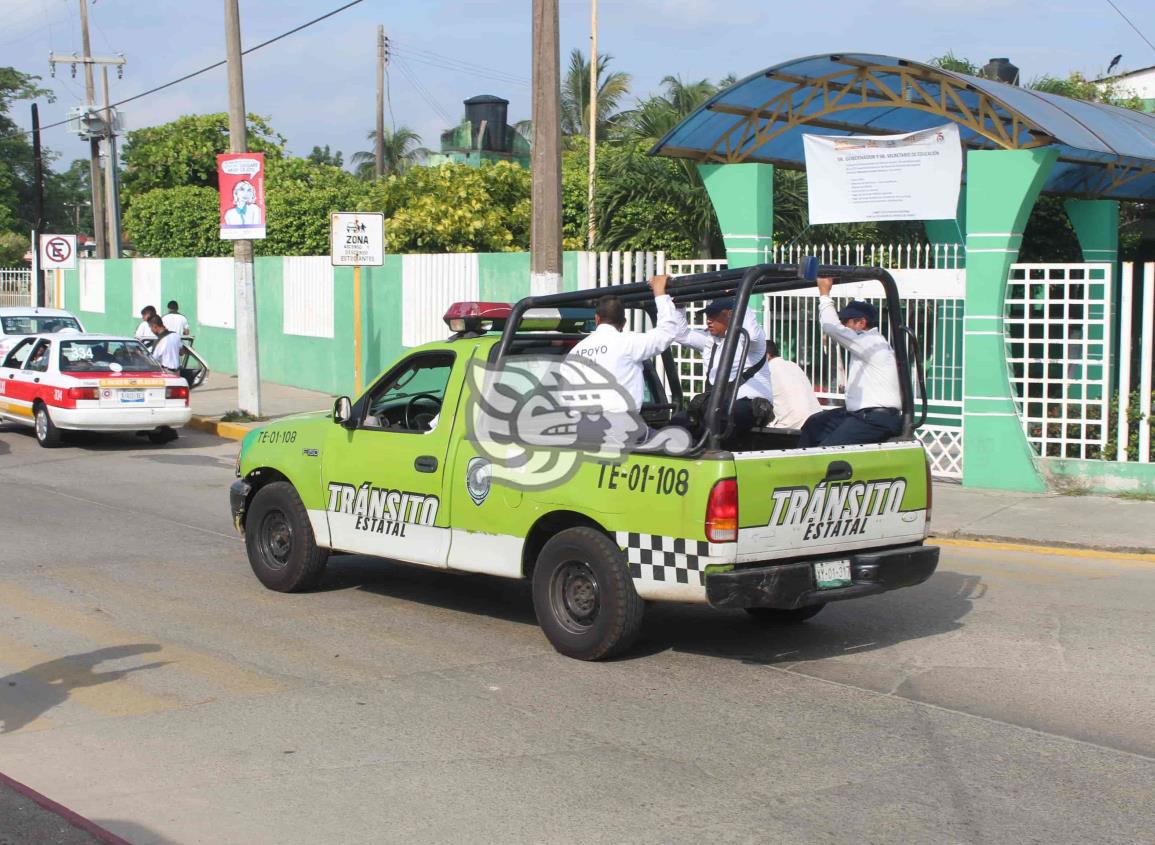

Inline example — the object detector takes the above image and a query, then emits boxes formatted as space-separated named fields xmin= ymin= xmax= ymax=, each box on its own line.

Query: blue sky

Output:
xmin=4 ymin=0 xmax=1155 ymax=169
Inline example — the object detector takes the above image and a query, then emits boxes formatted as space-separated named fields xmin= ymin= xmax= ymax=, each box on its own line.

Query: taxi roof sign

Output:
xmin=330 ymin=212 xmax=384 ymax=266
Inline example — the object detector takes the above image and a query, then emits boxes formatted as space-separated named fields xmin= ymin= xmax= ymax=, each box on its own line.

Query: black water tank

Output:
xmin=464 ymin=94 xmax=509 ymax=152
xmin=982 ymin=57 xmax=1020 ymax=85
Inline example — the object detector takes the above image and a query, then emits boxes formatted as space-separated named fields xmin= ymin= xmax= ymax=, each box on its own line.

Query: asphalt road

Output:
xmin=0 ymin=424 xmax=1152 ymax=845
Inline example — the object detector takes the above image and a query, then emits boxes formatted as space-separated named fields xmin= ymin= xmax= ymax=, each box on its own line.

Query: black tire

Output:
xmin=245 ymin=481 xmax=329 ymax=592
xmin=147 ymin=426 xmax=179 ymax=444
xmin=531 ymin=526 xmax=644 ymax=661
xmin=745 ymin=604 xmax=826 ymax=625
xmin=34 ymin=403 xmax=62 ymax=448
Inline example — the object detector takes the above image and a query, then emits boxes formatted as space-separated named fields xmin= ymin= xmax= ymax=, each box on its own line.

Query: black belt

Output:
xmin=852 ymin=406 xmax=899 ymax=415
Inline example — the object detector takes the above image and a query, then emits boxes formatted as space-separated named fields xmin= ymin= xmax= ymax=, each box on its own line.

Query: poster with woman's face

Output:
xmin=217 ymin=153 xmax=267 ymax=240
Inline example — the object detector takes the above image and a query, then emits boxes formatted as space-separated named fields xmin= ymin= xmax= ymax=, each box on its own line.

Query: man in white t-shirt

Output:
xmin=162 ymin=300 xmax=190 ymax=336
xmin=149 ymin=316 xmax=183 ymax=374
xmin=135 ymin=305 xmax=158 ymax=341
xmin=766 ymin=340 xmax=821 ymax=430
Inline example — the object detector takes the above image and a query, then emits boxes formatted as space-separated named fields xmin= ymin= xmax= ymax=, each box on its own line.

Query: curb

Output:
xmin=930 ymin=534 xmax=1155 ymax=562
xmin=0 ymin=771 xmax=131 ymax=845
xmin=187 ymin=414 xmax=258 ymax=441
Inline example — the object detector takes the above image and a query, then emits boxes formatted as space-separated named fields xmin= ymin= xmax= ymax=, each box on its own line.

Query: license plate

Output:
xmin=814 ymin=559 xmax=852 ymax=589
xmin=119 ymin=389 xmax=145 ymax=404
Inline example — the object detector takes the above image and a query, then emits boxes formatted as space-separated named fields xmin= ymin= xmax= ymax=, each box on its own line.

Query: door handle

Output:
xmin=33 ymin=377 xmax=40 ymax=383
xmin=414 ymin=455 xmax=438 ymax=473
xmin=824 ymin=460 xmax=852 ymax=483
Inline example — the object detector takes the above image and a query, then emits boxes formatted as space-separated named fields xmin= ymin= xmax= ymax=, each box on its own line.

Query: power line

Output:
xmin=391 ymin=48 xmax=530 ymax=88
xmin=394 ymin=59 xmax=453 ymax=125
xmin=1103 ymin=0 xmax=1155 ymax=55
xmin=387 ymin=39 xmax=529 ymax=86
xmin=1 ymin=0 xmax=366 ymax=142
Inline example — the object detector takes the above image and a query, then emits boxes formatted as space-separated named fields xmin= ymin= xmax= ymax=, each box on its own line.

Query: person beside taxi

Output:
xmin=135 ymin=305 xmax=158 ymax=341
xmin=149 ymin=315 xmax=183 ymax=376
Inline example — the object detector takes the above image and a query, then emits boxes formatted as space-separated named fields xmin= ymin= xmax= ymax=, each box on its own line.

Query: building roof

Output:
xmin=650 ymin=53 xmax=1155 ymax=200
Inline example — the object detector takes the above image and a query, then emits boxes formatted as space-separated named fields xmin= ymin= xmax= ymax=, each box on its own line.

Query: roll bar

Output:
xmin=494 ymin=262 xmax=927 ymax=449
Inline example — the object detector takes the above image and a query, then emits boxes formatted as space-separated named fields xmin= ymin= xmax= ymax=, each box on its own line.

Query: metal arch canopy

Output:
xmin=649 ymin=53 xmax=1155 ymax=201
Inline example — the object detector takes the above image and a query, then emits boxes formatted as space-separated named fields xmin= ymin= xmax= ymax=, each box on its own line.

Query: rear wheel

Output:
xmin=245 ymin=481 xmax=328 ymax=592
xmin=532 ymin=527 xmax=644 ymax=661
xmin=34 ymin=403 xmax=62 ymax=448
xmin=745 ymin=604 xmax=826 ymax=625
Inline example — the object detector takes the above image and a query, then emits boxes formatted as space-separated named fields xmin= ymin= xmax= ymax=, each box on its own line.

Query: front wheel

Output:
xmin=34 ymin=404 xmax=62 ymax=448
xmin=245 ymin=481 xmax=328 ymax=592
xmin=745 ymin=604 xmax=826 ymax=625
xmin=532 ymin=527 xmax=644 ymax=661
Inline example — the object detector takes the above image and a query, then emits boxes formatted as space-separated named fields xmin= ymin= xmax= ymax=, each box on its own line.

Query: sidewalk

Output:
xmin=192 ymin=374 xmax=1155 ymax=555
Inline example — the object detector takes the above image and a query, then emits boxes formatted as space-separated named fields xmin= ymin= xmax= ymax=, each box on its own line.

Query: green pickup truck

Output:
xmin=231 ymin=263 xmax=939 ymax=660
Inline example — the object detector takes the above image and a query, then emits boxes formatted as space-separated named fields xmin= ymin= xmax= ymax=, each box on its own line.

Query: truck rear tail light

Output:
xmin=68 ymin=387 xmax=99 ymax=400
xmin=924 ymin=452 xmax=933 ymax=534
xmin=705 ymin=478 xmax=739 ymax=543
xmin=166 ymin=385 xmax=189 ymax=402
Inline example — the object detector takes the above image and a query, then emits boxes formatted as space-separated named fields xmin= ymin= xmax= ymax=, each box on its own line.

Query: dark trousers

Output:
xmin=670 ymin=397 xmax=756 ymax=447
xmin=797 ymin=407 xmax=903 ymax=448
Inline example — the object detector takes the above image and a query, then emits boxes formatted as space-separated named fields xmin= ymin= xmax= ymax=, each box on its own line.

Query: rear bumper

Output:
xmin=54 ymin=405 xmax=192 ymax=431
xmin=705 ymin=544 xmax=939 ymax=610
xmin=230 ymin=479 xmax=251 ymax=535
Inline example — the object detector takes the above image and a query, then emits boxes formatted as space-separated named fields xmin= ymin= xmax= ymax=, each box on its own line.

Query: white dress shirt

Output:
xmin=568 ymin=294 xmax=678 ymax=407
xmin=818 ymin=296 xmax=902 ymax=412
xmin=162 ymin=312 xmax=190 ymax=336
xmin=151 ymin=331 xmax=183 ymax=371
xmin=134 ymin=320 xmax=154 ymax=340
xmin=767 ymin=356 xmax=822 ymax=428
xmin=674 ymin=307 xmax=774 ymax=403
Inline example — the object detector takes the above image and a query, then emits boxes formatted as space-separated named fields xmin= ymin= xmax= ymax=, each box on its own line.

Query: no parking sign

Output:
xmin=39 ymin=234 xmax=78 ymax=269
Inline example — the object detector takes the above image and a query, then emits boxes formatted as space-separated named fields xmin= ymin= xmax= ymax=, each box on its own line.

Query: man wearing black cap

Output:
xmin=797 ymin=276 xmax=903 ymax=447
xmin=671 ymin=296 xmax=774 ymax=440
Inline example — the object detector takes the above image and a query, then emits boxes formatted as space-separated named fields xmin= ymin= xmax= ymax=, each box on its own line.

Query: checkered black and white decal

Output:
xmin=616 ymin=532 xmax=710 ymax=586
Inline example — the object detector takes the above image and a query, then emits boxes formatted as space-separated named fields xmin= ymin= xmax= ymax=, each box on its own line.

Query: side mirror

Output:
xmin=333 ymin=396 xmax=354 ymax=427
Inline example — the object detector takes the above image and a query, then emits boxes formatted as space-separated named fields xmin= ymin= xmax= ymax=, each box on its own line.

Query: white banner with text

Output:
xmin=803 ymin=124 xmax=962 ymax=224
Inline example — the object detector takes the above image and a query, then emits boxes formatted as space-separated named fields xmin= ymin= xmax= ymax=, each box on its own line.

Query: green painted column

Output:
xmin=962 ymin=148 xmax=1058 ymax=492
xmin=1064 ymin=199 xmax=1119 ymax=263
xmin=697 ymin=162 xmax=774 ymax=268
xmin=924 ymin=186 xmax=966 ymax=268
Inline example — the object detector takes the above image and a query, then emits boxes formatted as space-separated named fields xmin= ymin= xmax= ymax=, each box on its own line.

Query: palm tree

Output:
xmin=350 ymin=127 xmax=430 ymax=180
xmin=622 ymin=75 xmax=719 ymax=142
xmin=560 ymin=49 xmax=631 ymax=139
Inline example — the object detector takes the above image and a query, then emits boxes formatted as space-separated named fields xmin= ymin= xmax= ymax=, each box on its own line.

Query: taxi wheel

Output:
xmin=745 ymin=604 xmax=826 ymax=625
xmin=33 ymin=403 xmax=62 ymax=448
xmin=532 ymin=527 xmax=644 ymax=661
xmin=245 ymin=481 xmax=328 ymax=592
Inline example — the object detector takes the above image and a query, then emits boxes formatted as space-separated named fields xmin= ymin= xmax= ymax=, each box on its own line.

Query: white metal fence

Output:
xmin=1 ymin=267 xmax=32 ymax=308
xmin=769 ymin=242 xmax=963 ymax=270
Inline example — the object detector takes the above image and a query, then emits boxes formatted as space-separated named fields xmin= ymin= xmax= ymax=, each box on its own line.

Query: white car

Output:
xmin=0 ymin=333 xmax=193 ymax=447
xmin=0 ymin=306 xmax=86 ymax=360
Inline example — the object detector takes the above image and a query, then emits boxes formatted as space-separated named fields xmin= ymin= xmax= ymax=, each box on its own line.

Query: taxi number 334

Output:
xmin=597 ymin=462 xmax=689 ymax=497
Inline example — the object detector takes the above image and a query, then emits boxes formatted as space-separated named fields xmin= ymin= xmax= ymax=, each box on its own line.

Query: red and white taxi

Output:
xmin=0 ymin=333 xmax=192 ymax=447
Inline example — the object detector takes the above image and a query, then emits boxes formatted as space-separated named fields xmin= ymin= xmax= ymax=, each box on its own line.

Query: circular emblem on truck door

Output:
xmin=466 ymin=456 xmax=492 ymax=506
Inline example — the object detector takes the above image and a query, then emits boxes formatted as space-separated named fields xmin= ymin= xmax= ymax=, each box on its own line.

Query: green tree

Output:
xmin=364 ymin=161 xmax=530 ymax=253
xmin=307 ymin=144 xmax=343 ymax=168
xmin=44 ymin=159 xmax=93 ymax=234
xmin=122 ymin=185 xmax=230 ymax=258
xmin=120 ymin=113 xmax=285 ymax=201
xmin=0 ymin=67 xmax=54 ymax=234
xmin=256 ymin=158 xmax=368 ymax=256
xmin=561 ymin=49 xmax=631 ymax=139
xmin=349 ymin=127 xmax=429 ymax=180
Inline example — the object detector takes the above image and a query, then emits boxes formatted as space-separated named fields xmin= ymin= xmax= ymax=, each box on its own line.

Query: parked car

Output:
xmin=0 ymin=333 xmax=192 ymax=447
xmin=0 ymin=306 xmax=86 ymax=360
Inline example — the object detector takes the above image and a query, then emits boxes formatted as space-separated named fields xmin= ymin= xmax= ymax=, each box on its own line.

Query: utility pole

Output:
xmin=587 ymin=0 xmax=598 ymax=250
xmin=78 ymin=0 xmax=106 ymax=259
xmin=225 ymin=0 xmax=262 ymax=416
xmin=101 ymin=67 xmax=123 ymax=258
xmin=376 ymin=26 xmax=386 ymax=178
xmin=531 ymin=0 xmax=563 ymax=294
xmin=31 ymin=104 xmax=45 ymax=307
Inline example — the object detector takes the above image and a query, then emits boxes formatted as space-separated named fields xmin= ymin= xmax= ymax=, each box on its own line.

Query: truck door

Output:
xmin=321 ymin=350 xmax=461 ymax=567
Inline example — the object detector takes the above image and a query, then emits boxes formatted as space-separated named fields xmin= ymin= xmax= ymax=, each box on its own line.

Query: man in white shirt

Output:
xmin=149 ymin=315 xmax=183 ymax=376
xmin=797 ymin=276 xmax=904 ymax=447
xmin=568 ymin=274 xmax=678 ymax=409
xmin=671 ymin=297 xmax=774 ymax=439
xmin=135 ymin=305 xmax=157 ymax=341
xmin=162 ymin=300 xmax=190 ymax=336
xmin=766 ymin=340 xmax=821 ymax=429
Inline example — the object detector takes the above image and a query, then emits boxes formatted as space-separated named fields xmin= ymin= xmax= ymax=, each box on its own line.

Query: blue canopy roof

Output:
xmin=650 ymin=53 xmax=1155 ymax=201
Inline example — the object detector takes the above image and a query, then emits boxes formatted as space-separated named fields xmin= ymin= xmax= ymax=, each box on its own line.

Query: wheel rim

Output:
xmin=549 ymin=560 xmax=600 ymax=633
xmin=258 ymin=508 xmax=293 ymax=570
xmin=35 ymin=409 xmax=47 ymax=441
